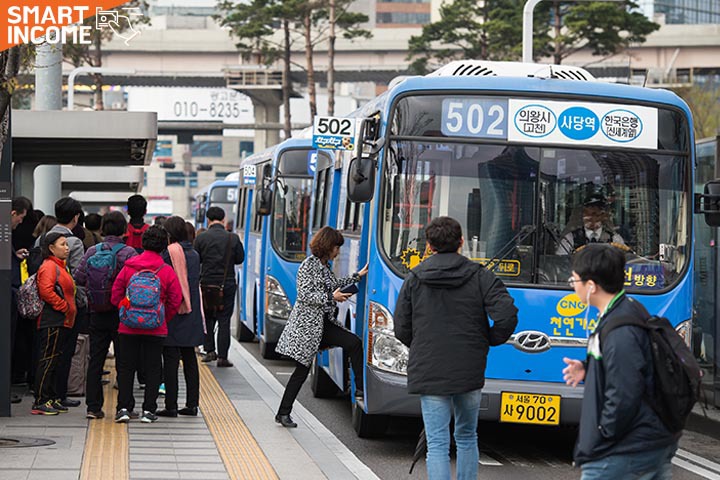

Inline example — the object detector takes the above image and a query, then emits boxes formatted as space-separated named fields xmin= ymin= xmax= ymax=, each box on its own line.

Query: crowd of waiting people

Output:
xmin=9 ymin=194 xmax=244 ymax=423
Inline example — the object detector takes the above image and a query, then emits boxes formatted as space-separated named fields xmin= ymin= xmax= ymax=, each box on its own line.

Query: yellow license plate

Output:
xmin=500 ymin=392 xmax=560 ymax=426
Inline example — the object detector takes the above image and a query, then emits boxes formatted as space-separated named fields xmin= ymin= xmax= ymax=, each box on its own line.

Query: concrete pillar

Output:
xmin=12 ymin=162 xmax=36 ymax=199
xmin=33 ymin=41 xmax=63 ymax=214
xmin=251 ymin=99 xmax=281 ymax=153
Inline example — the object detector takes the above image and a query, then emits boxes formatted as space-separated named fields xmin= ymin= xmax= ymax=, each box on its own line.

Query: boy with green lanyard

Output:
xmin=562 ymin=244 xmax=679 ymax=480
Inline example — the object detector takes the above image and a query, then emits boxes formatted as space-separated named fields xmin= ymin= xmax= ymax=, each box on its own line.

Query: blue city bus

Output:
xmin=302 ymin=60 xmax=715 ymax=437
xmin=233 ymin=137 xmax=333 ymax=358
xmin=193 ymin=175 xmax=239 ymax=229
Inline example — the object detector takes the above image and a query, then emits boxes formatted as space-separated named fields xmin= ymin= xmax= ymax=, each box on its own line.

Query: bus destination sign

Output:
xmin=440 ymin=98 xmax=658 ymax=149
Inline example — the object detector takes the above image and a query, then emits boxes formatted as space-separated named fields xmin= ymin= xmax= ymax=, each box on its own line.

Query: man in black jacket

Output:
xmin=394 ymin=216 xmax=518 ymax=480
xmin=562 ymin=244 xmax=678 ymax=479
xmin=194 ymin=207 xmax=244 ymax=367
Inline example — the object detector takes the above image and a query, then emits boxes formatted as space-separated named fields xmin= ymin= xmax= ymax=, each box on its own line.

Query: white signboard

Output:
xmin=243 ymin=165 xmax=256 ymax=186
xmin=126 ymin=87 xmax=254 ymax=124
xmin=312 ymin=116 xmax=357 ymax=151
xmin=507 ymin=99 xmax=658 ymax=149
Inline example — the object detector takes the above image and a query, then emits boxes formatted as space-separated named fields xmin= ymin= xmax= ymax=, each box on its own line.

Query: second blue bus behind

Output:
xmin=233 ymin=137 xmax=334 ymax=359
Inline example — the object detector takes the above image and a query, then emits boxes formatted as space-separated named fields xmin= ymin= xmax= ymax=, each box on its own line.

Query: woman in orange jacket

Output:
xmin=32 ymin=232 xmax=77 ymax=415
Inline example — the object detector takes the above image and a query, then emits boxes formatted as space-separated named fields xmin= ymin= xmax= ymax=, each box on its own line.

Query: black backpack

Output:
xmin=26 ymin=234 xmax=46 ymax=276
xmin=600 ymin=315 xmax=702 ymax=433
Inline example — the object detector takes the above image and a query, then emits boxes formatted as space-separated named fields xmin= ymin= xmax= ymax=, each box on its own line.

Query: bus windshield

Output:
xmin=271 ymin=149 xmax=315 ymax=262
xmin=209 ymin=186 xmax=237 ymax=227
xmin=380 ymin=140 xmax=689 ymax=291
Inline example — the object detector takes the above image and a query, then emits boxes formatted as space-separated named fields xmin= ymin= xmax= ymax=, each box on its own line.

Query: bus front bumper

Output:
xmin=365 ymin=367 xmax=583 ymax=425
xmin=263 ymin=314 xmax=288 ymax=344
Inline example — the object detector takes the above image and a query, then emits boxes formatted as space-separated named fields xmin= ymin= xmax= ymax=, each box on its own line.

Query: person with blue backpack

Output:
xmin=111 ymin=225 xmax=183 ymax=424
xmin=562 ymin=244 xmax=681 ymax=479
xmin=75 ymin=211 xmax=138 ymax=419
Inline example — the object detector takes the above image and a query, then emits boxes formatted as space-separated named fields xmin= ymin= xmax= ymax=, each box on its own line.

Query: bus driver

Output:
xmin=556 ymin=194 xmax=625 ymax=255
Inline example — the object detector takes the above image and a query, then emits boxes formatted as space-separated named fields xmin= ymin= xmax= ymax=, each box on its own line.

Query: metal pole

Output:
xmin=0 ymin=109 xmax=12 ymax=417
xmin=33 ymin=41 xmax=63 ymax=214
xmin=522 ymin=0 xmax=544 ymax=63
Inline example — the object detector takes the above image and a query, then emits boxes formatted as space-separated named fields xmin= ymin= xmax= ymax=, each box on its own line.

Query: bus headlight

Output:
xmin=266 ymin=276 xmax=292 ymax=320
xmin=675 ymin=319 xmax=692 ymax=348
xmin=368 ymin=301 xmax=409 ymax=375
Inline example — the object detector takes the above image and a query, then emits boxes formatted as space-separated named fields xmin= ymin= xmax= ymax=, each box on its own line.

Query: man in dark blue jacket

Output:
xmin=194 ymin=206 xmax=244 ymax=367
xmin=562 ymin=244 xmax=679 ymax=479
xmin=394 ymin=216 xmax=518 ymax=480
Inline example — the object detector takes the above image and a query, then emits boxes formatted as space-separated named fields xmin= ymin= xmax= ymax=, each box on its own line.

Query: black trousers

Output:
xmin=55 ymin=306 xmax=84 ymax=400
xmin=85 ymin=311 xmax=119 ymax=413
xmin=278 ymin=318 xmax=363 ymax=415
xmin=34 ymin=327 xmax=69 ymax=405
xmin=203 ymin=283 xmax=236 ymax=359
xmin=162 ymin=346 xmax=200 ymax=411
xmin=116 ymin=334 xmax=164 ymax=413
xmin=12 ymin=308 xmax=35 ymax=384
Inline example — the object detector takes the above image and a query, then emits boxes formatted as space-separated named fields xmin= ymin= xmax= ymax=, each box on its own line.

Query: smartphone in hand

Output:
xmin=340 ymin=283 xmax=359 ymax=295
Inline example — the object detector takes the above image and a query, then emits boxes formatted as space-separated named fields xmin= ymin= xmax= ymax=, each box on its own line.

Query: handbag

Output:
xmin=201 ymin=234 xmax=233 ymax=313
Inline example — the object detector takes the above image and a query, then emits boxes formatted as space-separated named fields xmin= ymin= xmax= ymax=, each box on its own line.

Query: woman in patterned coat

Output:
xmin=275 ymin=226 xmax=368 ymax=428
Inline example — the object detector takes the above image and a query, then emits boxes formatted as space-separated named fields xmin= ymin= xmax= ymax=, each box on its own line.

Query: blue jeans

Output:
xmin=420 ymin=389 xmax=482 ymax=480
xmin=581 ymin=442 xmax=678 ymax=480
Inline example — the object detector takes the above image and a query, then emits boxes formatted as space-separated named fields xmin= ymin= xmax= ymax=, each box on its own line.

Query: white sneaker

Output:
xmin=140 ymin=411 xmax=158 ymax=423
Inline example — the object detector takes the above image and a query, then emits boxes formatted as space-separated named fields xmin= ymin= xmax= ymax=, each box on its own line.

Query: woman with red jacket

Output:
xmin=32 ymin=232 xmax=77 ymax=415
xmin=111 ymin=225 xmax=183 ymax=424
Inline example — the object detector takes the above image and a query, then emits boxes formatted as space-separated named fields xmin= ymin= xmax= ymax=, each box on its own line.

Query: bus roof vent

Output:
xmin=427 ymin=61 xmax=595 ymax=81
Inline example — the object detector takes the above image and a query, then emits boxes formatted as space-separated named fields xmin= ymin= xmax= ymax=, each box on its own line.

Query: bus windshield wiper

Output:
xmin=483 ymin=225 xmax=535 ymax=273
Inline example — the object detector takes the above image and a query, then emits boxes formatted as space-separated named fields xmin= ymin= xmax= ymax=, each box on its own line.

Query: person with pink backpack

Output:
xmin=111 ymin=225 xmax=182 ymax=424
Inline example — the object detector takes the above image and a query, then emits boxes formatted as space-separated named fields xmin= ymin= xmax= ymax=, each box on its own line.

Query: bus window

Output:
xmin=208 ymin=185 xmax=237 ymax=228
xmin=313 ymin=167 xmax=331 ymax=229
xmin=271 ymin=176 xmax=312 ymax=261
xmin=271 ymin=149 xmax=316 ymax=260
xmin=342 ymin=198 xmax=364 ymax=233
xmin=236 ymin=187 xmax=248 ymax=231
xmin=537 ymin=148 xmax=689 ymax=290
xmin=193 ymin=192 xmax=207 ymax=227
xmin=252 ymin=161 xmax=270 ymax=233
xmin=380 ymin=141 xmax=538 ymax=283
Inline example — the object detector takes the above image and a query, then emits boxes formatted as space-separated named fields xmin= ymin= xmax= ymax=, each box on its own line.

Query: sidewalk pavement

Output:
xmin=0 ymin=338 xmax=380 ymax=480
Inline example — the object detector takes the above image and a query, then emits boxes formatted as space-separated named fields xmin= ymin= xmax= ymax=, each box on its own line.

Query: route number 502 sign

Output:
xmin=441 ymin=98 xmax=508 ymax=139
xmin=312 ymin=116 xmax=357 ymax=151
xmin=314 ymin=116 xmax=355 ymax=136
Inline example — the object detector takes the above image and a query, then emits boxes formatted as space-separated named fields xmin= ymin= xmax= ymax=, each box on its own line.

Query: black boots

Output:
xmin=275 ymin=413 xmax=297 ymax=428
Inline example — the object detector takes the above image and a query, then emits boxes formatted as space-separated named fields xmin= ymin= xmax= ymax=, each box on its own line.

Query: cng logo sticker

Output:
xmin=556 ymin=293 xmax=587 ymax=316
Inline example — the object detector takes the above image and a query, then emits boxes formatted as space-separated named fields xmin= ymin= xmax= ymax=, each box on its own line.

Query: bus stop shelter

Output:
xmin=1 ymin=109 xmax=157 ymax=416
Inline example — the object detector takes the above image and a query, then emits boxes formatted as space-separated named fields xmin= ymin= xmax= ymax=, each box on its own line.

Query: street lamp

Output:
xmin=67 ymin=66 xmax=136 ymax=110
xmin=522 ymin=0 xmax=624 ymax=63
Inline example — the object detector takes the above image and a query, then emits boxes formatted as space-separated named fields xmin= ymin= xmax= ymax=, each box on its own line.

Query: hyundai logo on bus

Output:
xmin=512 ymin=331 xmax=552 ymax=353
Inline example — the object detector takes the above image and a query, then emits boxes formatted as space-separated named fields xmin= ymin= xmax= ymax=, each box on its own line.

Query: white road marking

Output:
xmin=674 ymin=449 xmax=720 ymax=479
xmin=478 ymin=454 xmax=503 ymax=466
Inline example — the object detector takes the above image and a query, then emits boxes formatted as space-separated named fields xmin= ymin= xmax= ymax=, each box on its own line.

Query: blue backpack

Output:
xmin=119 ymin=266 xmax=166 ymax=329
xmin=86 ymin=243 xmax=125 ymax=312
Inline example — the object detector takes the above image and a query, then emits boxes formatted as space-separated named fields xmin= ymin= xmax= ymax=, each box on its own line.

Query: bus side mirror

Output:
xmin=195 ymin=207 xmax=205 ymax=225
xmin=347 ymin=116 xmax=382 ymax=203
xmin=696 ymin=180 xmax=720 ymax=227
xmin=256 ymin=187 xmax=272 ymax=216
xmin=347 ymin=157 xmax=375 ymax=203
